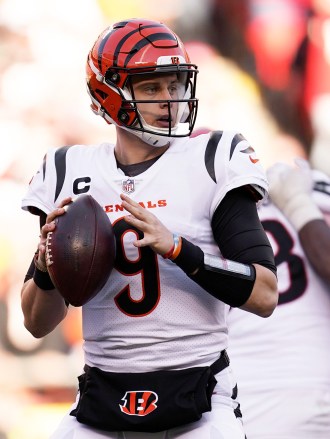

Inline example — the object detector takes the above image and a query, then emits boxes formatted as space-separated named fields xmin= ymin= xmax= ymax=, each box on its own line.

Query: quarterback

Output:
xmin=20 ymin=19 xmax=278 ymax=438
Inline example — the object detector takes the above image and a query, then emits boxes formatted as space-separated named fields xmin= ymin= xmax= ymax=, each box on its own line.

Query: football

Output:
xmin=45 ymin=194 xmax=116 ymax=306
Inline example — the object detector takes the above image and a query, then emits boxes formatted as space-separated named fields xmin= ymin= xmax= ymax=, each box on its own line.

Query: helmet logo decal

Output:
xmin=157 ymin=55 xmax=185 ymax=65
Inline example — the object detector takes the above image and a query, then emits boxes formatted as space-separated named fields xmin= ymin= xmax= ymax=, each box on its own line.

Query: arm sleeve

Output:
xmin=171 ymin=187 xmax=277 ymax=306
xmin=193 ymin=187 xmax=276 ymax=306
xmin=211 ymin=187 xmax=277 ymax=273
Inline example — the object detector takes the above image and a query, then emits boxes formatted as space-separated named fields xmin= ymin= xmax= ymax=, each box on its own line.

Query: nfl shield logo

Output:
xmin=122 ymin=178 xmax=135 ymax=193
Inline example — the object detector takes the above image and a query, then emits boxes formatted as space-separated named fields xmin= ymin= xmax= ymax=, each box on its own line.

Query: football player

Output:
xmin=20 ymin=19 xmax=278 ymax=439
xmin=228 ymin=158 xmax=330 ymax=438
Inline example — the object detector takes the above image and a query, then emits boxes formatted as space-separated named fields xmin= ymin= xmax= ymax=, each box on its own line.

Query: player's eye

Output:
xmin=168 ymin=85 xmax=178 ymax=95
xmin=144 ymin=85 xmax=158 ymax=94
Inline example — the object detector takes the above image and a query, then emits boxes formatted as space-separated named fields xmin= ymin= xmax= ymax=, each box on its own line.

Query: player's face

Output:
xmin=131 ymin=73 xmax=185 ymax=129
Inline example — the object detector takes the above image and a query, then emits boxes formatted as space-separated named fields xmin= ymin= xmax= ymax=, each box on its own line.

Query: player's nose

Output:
xmin=159 ymin=91 xmax=174 ymax=109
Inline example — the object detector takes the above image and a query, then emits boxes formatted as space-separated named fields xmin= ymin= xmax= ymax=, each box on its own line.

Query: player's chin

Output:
xmin=154 ymin=120 xmax=172 ymax=129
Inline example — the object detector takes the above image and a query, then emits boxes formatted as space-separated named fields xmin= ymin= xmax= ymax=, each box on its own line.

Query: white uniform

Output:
xmin=22 ymin=131 xmax=267 ymax=439
xmin=228 ymin=170 xmax=330 ymax=439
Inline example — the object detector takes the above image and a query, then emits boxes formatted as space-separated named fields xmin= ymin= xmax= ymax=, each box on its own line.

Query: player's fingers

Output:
xmin=46 ymin=207 xmax=67 ymax=224
xmin=58 ymin=197 xmax=73 ymax=208
xmin=120 ymin=196 xmax=162 ymax=229
xmin=44 ymin=197 xmax=72 ymax=225
xmin=124 ymin=214 xmax=148 ymax=232
xmin=37 ymin=203 xmax=69 ymax=264
xmin=120 ymin=194 xmax=147 ymax=215
xmin=121 ymin=199 xmax=152 ymax=223
xmin=120 ymin=193 xmax=135 ymax=203
xmin=123 ymin=215 xmax=162 ymax=247
xmin=120 ymin=194 xmax=142 ymax=211
xmin=121 ymin=200 xmax=140 ymax=217
xmin=133 ymin=237 xmax=149 ymax=248
xmin=120 ymin=193 xmax=141 ymax=207
xmin=40 ymin=221 xmax=55 ymax=240
xmin=37 ymin=224 xmax=53 ymax=261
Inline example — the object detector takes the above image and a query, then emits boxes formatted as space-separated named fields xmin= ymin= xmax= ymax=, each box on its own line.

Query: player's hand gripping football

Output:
xmin=36 ymin=197 xmax=72 ymax=270
xmin=120 ymin=193 xmax=174 ymax=255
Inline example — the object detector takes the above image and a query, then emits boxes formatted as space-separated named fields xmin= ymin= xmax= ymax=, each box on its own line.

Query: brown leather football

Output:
xmin=46 ymin=194 xmax=116 ymax=306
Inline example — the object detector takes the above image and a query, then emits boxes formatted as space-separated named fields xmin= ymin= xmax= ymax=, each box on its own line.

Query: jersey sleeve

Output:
xmin=21 ymin=147 xmax=63 ymax=215
xmin=209 ymin=130 xmax=269 ymax=215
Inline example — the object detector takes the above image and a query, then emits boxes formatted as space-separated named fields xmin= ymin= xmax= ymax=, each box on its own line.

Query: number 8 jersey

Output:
xmin=22 ymin=131 xmax=268 ymax=373
xmin=227 ymin=169 xmax=330 ymax=435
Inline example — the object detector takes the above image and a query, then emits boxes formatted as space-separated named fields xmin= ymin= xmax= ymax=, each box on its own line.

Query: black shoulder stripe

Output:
xmin=314 ymin=180 xmax=330 ymax=196
xmin=42 ymin=154 xmax=47 ymax=181
xmin=204 ymin=131 xmax=223 ymax=183
xmin=54 ymin=146 xmax=70 ymax=203
xmin=229 ymin=133 xmax=246 ymax=160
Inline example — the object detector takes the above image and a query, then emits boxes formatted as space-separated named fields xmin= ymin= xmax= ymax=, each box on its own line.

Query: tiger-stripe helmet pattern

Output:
xmin=86 ymin=18 xmax=199 ymax=146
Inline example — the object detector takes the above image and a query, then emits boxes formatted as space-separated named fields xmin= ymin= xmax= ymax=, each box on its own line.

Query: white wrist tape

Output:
xmin=282 ymin=193 xmax=323 ymax=231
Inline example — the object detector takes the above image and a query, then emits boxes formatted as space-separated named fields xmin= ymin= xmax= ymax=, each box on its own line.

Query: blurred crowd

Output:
xmin=1 ymin=0 xmax=330 ymax=437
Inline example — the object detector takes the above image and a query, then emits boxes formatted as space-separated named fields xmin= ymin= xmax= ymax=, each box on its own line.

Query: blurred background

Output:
xmin=1 ymin=0 xmax=330 ymax=437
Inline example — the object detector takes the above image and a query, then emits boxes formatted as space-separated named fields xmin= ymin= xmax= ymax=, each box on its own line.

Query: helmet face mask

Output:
xmin=86 ymin=19 xmax=198 ymax=146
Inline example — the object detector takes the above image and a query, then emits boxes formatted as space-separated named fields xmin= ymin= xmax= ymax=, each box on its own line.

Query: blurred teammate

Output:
xmin=228 ymin=158 xmax=330 ymax=438
xmin=20 ymin=19 xmax=277 ymax=438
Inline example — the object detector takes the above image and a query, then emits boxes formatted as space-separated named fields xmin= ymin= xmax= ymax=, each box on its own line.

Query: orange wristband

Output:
xmin=162 ymin=234 xmax=182 ymax=260
xmin=162 ymin=243 xmax=175 ymax=259
xmin=169 ymin=235 xmax=182 ymax=261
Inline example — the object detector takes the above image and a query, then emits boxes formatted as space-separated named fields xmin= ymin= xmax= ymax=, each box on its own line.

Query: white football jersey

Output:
xmin=22 ymin=131 xmax=267 ymax=373
xmin=228 ymin=170 xmax=330 ymax=432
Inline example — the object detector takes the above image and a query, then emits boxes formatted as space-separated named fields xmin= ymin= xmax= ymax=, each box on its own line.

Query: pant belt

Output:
xmin=210 ymin=349 xmax=230 ymax=375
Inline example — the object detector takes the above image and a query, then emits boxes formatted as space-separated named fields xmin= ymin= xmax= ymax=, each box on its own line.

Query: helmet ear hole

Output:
xmin=118 ymin=110 xmax=129 ymax=123
xmin=105 ymin=70 xmax=121 ymax=85
xmin=117 ymin=107 xmax=137 ymax=127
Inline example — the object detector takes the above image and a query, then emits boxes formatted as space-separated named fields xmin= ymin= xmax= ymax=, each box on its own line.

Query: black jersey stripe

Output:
xmin=229 ymin=133 xmax=246 ymax=160
xmin=112 ymin=24 xmax=164 ymax=67
xmin=314 ymin=180 xmax=330 ymax=196
xmin=54 ymin=146 xmax=70 ymax=203
xmin=42 ymin=155 xmax=47 ymax=181
xmin=204 ymin=131 xmax=223 ymax=183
